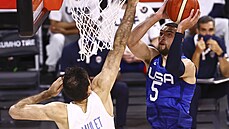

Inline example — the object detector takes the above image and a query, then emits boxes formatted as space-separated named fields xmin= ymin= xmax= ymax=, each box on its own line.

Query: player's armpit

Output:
xmin=181 ymin=59 xmax=196 ymax=84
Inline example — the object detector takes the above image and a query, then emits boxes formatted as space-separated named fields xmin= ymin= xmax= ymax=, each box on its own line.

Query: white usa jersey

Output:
xmin=67 ymin=91 xmax=115 ymax=129
xmin=114 ymin=2 xmax=160 ymax=45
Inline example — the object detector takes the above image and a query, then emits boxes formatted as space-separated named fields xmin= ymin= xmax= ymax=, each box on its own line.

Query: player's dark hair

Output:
xmin=164 ymin=22 xmax=178 ymax=28
xmin=197 ymin=16 xmax=215 ymax=29
xmin=63 ymin=66 xmax=90 ymax=102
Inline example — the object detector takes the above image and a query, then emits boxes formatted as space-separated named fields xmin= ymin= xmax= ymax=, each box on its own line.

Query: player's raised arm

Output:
xmin=9 ymin=77 xmax=67 ymax=128
xmin=127 ymin=0 xmax=168 ymax=65
xmin=166 ymin=9 xmax=200 ymax=84
xmin=92 ymin=0 xmax=138 ymax=94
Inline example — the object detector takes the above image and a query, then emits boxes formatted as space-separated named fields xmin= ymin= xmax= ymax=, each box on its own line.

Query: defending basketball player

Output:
xmin=8 ymin=0 xmax=138 ymax=129
xmin=127 ymin=0 xmax=200 ymax=128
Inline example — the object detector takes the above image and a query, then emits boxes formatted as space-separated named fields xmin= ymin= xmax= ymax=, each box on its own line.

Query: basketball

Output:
xmin=166 ymin=0 xmax=200 ymax=22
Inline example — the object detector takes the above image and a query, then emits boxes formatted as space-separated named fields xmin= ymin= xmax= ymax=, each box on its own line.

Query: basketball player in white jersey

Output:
xmin=8 ymin=0 xmax=138 ymax=129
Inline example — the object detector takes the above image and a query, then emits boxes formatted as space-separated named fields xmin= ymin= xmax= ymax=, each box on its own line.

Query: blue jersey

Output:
xmin=146 ymin=55 xmax=196 ymax=129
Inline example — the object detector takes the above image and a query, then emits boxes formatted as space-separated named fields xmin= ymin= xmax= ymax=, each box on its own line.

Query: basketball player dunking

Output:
xmin=127 ymin=1 xmax=201 ymax=128
xmin=8 ymin=0 xmax=138 ymax=129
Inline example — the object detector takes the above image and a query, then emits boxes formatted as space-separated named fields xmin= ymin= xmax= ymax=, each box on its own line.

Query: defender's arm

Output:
xmin=9 ymin=78 xmax=67 ymax=125
xmin=92 ymin=0 xmax=138 ymax=96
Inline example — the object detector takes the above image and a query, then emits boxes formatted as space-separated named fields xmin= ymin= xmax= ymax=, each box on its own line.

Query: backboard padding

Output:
xmin=17 ymin=0 xmax=49 ymax=37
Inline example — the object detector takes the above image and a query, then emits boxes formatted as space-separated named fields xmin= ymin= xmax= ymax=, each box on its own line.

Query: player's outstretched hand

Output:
xmin=178 ymin=9 xmax=200 ymax=33
xmin=155 ymin=0 xmax=169 ymax=20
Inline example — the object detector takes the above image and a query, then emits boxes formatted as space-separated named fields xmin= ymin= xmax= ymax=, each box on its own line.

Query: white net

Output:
xmin=68 ymin=0 xmax=126 ymax=63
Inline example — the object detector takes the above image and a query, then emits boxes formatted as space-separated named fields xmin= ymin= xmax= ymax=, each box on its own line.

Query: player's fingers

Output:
xmin=192 ymin=9 xmax=200 ymax=22
xmin=57 ymin=84 xmax=63 ymax=93
xmin=57 ymin=77 xmax=62 ymax=81
xmin=52 ymin=78 xmax=60 ymax=86
xmin=188 ymin=9 xmax=195 ymax=19
xmin=160 ymin=0 xmax=169 ymax=10
xmin=53 ymin=77 xmax=63 ymax=88
xmin=163 ymin=0 xmax=169 ymax=4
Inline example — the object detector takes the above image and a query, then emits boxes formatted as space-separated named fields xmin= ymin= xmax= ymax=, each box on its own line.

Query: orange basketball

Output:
xmin=166 ymin=0 xmax=200 ymax=22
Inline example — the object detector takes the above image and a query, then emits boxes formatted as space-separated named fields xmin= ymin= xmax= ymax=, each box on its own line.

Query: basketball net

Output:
xmin=68 ymin=0 xmax=126 ymax=63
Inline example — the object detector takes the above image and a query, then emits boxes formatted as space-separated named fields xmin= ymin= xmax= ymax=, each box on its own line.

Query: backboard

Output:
xmin=0 ymin=0 xmax=18 ymax=29
xmin=0 ymin=0 xmax=63 ymax=37
xmin=17 ymin=0 xmax=49 ymax=37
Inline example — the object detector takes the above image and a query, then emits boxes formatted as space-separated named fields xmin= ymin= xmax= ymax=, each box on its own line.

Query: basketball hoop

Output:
xmin=68 ymin=0 xmax=125 ymax=63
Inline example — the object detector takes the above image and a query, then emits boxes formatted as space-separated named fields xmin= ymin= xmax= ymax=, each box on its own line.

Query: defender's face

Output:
xmin=158 ymin=26 xmax=177 ymax=56
xmin=197 ymin=21 xmax=215 ymax=36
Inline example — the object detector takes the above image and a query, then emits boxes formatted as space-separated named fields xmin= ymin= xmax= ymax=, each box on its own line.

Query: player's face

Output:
xmin=197 ymin=21 xmax=215 ymax=36
xmin=158 ymin=26 xmax=177 ymax=56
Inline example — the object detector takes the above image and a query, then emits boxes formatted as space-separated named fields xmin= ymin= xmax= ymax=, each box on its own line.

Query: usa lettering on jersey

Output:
xmin=148 ymin=67 xmax=174 ymax=101
xmin=148 ymin=67 xmax=174 ymax=84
